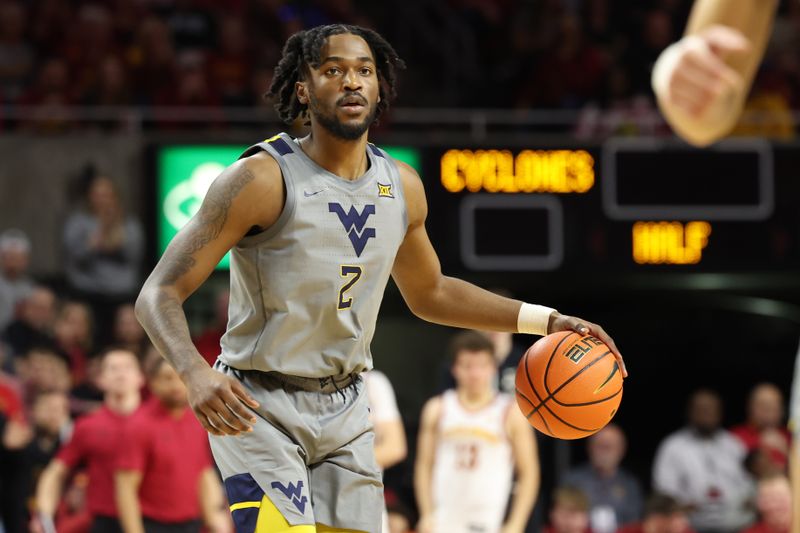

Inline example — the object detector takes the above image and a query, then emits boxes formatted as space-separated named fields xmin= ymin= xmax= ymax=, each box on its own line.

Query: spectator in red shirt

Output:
xmin=35 ymin=348 xmax=143 ymax=533
xmin=0 ymin=371 xmax=32 ymax=533
xmin=730 ymin=383 xmax=791 ymax=473
xmin=115 ymin=352 xmax=228 ymax=533
xmin=741 ymin=473 xmax=792 ymax=533
xmin=544 ymin=486 xmax=593 ymax=533
xmin=617 ymin=494 xmax=696 ymax=533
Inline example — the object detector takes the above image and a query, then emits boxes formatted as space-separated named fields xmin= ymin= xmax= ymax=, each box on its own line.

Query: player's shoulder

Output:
xmin=206 ymin=151 xmax=284 ymax=221
xmin=229 ymin=150 xmax=282 ymax=189
xmin=393 ymin=159 xmax=423 ymax=193
xmin=390 ymin=159 xmax=427 ymax=225
xmin=421 ymin=394 xmax=444 ymax=423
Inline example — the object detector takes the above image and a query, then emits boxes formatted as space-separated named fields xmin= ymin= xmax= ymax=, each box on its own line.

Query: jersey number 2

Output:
xmin=338 ymin=265 xmax=363 ymax=310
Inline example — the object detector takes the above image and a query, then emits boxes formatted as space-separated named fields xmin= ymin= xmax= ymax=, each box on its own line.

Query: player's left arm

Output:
xmin=391 ymin=162 xmax=626 ymax=376
xmin=502 ymin=407 xmax=540 ymax=533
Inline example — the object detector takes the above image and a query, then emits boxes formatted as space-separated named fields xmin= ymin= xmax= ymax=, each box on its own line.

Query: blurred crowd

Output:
xmin=0 ymin=167 xmax=235 ymax=532
xmin=0 ymin=0 xmax=798 ymax=135
xmin=0 ymin=200 xmax=796 ymax=533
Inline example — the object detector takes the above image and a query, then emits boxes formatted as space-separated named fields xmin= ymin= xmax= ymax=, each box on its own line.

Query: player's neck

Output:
xmin=105 ymin=392 xmax=141 ymax=415
xmin=300 ymin=129 xmax=370 ymax=181
xmin=457 ymin=388 xmax=495 ymax=409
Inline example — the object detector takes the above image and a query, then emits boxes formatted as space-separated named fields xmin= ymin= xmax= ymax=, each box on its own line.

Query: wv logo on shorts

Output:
xmin=329 ymin=203 xmax=376 ymax=257
xmin=271 ymin=480 xmax=308 ymax=514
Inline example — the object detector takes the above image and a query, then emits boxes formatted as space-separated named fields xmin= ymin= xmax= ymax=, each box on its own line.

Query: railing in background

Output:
xmin=1 ymin=105 xmax=797 ymax=143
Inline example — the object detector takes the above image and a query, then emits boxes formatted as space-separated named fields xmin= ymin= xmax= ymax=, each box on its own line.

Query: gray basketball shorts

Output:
xmin=209 ymin=361 xmax=383 ymax=532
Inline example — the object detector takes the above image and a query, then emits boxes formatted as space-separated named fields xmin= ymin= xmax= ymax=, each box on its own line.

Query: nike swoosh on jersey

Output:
xmin=303 ymin=188 xmax=327 ymax=197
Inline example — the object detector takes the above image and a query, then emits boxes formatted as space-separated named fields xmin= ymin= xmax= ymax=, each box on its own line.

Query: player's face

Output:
xmin=299 ymin=33 xmax=380 ymax=141
xmin=98 ymin=350 xmax=143 ymax=395
xmin=452 ymin=350 xmax=496 ymax=394
xmin=149 ymin=362 xmax=188 ymax=408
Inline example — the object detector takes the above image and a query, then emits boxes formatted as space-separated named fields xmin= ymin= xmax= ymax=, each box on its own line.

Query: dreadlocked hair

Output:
xmin=266 ymin=24 xmax=406 ymax=125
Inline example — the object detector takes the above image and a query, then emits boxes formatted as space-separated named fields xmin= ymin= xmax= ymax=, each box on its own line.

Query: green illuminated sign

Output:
xmin=156 ymin=143 xmax=421 ymax=270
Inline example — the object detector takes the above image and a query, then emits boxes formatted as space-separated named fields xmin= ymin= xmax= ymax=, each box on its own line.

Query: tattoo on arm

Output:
xmin=158 ymin=166 xmax=256 ymax=286
xmin=139 ymin=165 xmax=256 ymax=374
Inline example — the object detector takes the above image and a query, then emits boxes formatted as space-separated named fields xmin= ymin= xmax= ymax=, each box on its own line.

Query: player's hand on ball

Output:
xmin=547 ymin=312 xmax=627 ymax=378
xmin=183 ymin=365 xmax=260 ymax=436
xmin=654 ymin=25 xmax=750 ymax=119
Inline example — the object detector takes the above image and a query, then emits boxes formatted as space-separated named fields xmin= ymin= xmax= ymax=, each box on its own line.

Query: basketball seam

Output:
xmin=520 ymin=352 xmax=557 ymax=436
xmin=542 ymin=332 xmax=579 ymax=396
xmin=520 ymin=381 xmax=602 ymax=434
xmin=515 ymin=386 xmax=555 ymax=437
xmin=553 ymin=386 xmax=623 ymax=407
xmin=529 ymin=350 xmax=612 ymax=415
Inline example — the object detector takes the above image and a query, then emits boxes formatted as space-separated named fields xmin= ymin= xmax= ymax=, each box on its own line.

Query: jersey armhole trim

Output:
xmin=385 ymin=155 xmax=409 ymax=231
xmin=237 ymin=146 xmax=296 ymax=248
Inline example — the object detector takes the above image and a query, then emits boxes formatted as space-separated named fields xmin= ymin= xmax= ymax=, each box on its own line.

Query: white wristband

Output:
xmin=517 ymin=303 xmax=556 ymax=336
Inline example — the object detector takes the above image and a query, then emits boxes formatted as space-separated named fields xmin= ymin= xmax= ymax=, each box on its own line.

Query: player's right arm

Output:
xmin=135 ymin=153 xmax=283 ymax=436
xmin=414 ymin=396 xmax=442 ymax=533
xmin=652 ymin=0 xmax=778 ymax=146
xmin=502 ymin=408 xmax=539 ymax=533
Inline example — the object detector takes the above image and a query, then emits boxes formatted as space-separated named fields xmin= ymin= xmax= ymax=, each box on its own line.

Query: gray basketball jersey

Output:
xmin=218 ymin=133 xmax=408 ymax=377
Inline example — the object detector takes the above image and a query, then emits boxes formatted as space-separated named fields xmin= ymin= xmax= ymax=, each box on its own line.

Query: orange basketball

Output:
xmin=515 ymin=331 xmax=623 ymax=440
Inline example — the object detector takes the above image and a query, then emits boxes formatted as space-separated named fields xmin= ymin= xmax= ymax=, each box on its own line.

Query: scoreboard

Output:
xmin=423 ymin=138 xmax=800 ymax=273
xmin=153 ymin=138 xmax=800 ymax=273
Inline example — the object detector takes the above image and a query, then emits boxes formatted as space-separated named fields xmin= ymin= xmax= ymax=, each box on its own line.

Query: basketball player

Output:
xmin=35 ymin=348 xmax=143 ymax=533
xmin=134 ymin=24 xmax=625 ymax=533
xmin=651 ymin=0 xmax=779 ymax=146
xmin=363 ymin=369 xmax=407 ymax=533
xmin=415 ymin=331 xmax=539 ymax=533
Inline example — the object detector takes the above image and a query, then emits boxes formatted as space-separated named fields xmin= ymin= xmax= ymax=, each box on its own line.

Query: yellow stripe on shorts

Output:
xmin=230 ymin=501 xmax=262 ymax=512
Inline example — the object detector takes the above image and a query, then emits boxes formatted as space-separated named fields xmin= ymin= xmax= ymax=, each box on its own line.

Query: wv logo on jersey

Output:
xmin=329 ymin=203 xmax=376 ymax=257
xmin=271 ymin=480 xmax=307 ymax=513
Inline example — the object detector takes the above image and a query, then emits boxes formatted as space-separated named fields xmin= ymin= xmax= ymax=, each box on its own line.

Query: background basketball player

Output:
xmin=364 ymin=369 xmax=407 ymax=533
xmin=415 ymin=331 xmax=539 ymax=533
xmin=652 ymin=0 xmax=779 ymax=146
